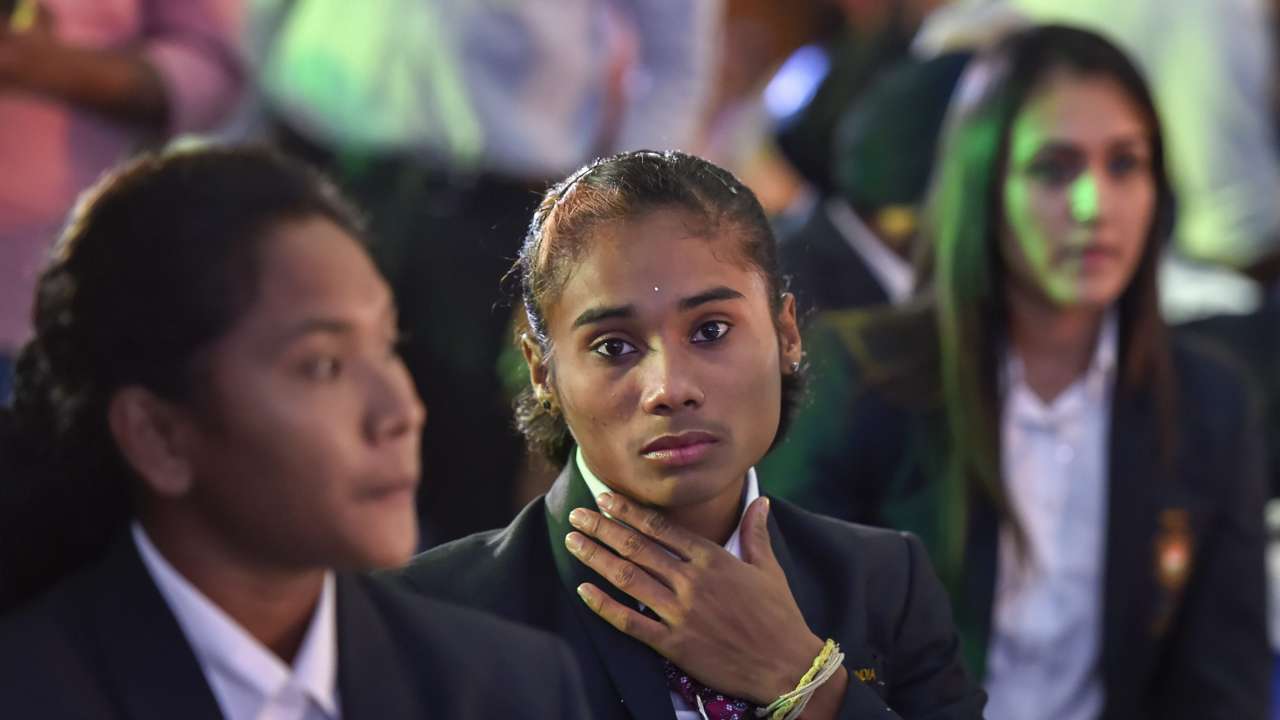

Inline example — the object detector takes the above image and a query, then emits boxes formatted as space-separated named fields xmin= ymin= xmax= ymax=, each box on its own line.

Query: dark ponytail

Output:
xmin=0 ymin=145 xmax=364 ymax=611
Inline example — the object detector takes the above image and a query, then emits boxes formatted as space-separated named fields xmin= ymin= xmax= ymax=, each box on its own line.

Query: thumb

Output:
xmin=741 ymin=496 xmax=778 ymax=568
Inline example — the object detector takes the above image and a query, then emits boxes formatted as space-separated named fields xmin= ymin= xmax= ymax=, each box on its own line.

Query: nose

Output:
xmin=1070 ymin=171 xmax=1101 ymax=225
xmin=366 ymin=359 xmax=427 ymax=445
xmin=639 ymin=347 xmax=704 ymax=416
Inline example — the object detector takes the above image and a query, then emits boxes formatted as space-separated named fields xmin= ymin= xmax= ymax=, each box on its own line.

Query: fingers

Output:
xmin=575 ymin=582 xmax=668 ymax=649
xmin=739 ymin=496 xmax=779 ymax=568
xmin=565 ymin=531 xmax=678 ymax=614
xmin=595 ymin=491 xmax=716 ymax=565
xmin=569 ymin=508 xmax=685 ymax=585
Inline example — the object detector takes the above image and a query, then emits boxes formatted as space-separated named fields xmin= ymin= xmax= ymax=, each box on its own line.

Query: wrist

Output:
xmin=762 ymin=631 xmax=825 ymax=703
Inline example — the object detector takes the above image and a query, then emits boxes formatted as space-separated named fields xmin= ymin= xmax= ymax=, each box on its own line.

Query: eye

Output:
xmin=591 ymin=337 xmax=638 ymax=359
xmin=301 ymin=355 xmax=343 ymax=381
xmin=1107 ymin=153 xmax=1145 ymax=178
xmin=1027 ymin=157 xmax=1080 ymax=187
xmin=691 ymin=320 xmax=732 ymax=344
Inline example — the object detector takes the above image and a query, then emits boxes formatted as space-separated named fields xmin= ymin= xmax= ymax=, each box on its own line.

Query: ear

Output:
xmin=107 ymin=387 xmax=197 ymax=498
xmin=520 ymin=332 xmax=552 ymax=393
xmin=776 ymin=292 xmax=803 ymax=373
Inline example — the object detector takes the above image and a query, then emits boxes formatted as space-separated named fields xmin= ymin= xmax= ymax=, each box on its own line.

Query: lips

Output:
xmin=640 ymin=431 xmax=719 ymax=467
xmin=359 ymin=476 xmax=419 ymax=501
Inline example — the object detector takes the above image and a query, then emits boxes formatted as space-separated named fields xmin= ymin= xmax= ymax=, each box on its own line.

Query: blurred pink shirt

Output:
xmin=0 ymin=0 xmax=245 ymax=352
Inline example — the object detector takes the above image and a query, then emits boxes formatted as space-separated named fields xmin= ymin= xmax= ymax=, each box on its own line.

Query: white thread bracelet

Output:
xmin=754 ymin=644 xmax=846 ymax=720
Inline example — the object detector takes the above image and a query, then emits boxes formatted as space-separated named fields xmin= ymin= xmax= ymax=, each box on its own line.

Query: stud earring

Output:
xmin=789 ymin=361 xmax=800 ymax=374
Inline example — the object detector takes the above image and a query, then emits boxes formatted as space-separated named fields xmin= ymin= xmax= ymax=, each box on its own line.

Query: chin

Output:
xmin=352 ymin=521 xmax=419 ymax=570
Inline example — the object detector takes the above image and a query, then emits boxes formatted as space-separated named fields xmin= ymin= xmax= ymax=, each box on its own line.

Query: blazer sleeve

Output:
xmin=1154 ymin=395 xmax=1270 ymax=719
xmin=881 ymin=532 xmax=986 ymax=720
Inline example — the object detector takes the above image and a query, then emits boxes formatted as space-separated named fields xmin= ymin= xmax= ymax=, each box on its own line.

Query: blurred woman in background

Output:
xmin=0 ymin=147 xmax=587 ymax=718
xmin=762 ymin=25 xmax=1269 ymax=720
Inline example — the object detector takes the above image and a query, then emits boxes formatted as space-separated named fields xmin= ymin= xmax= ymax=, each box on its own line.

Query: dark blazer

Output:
xmin=392 ymin=461 xmax=986 ymax=719
xmin=778 ymin=200 xmax=892 ymax=319
xmin=0 ymin=534 xmax=590 ymax=719
xmin=760 ymin=308 xmax=1270 ymax=719
xmin=1181 ymin=301 xmax=1280 ymax=498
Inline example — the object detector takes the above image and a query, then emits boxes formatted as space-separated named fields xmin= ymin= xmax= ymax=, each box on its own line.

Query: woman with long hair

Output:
xmin=395 ymin=149 xmax=986 ymax=719
xmin=762 ymin=25 xmax=1268 ymax=719
xmin=0 ymin=146 xmax=587 ymax=718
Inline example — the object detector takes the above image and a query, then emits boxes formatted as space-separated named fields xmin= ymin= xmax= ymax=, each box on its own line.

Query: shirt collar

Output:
xmin=1003 ymin=310 xmax=1119 ymax=421
xmin=575 ymin=446 xmax=759 ymax=560
xmin=131 ymin=522 xmax=340 ymax=717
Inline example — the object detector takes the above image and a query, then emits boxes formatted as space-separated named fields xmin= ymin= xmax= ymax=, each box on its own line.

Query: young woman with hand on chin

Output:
xmin=396 ymin=150 xmax=985 ymax=719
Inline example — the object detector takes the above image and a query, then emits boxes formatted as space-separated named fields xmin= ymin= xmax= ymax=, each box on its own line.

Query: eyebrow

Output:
xmin=1034 ymin=134 xmax=1148 ymax=154
xmin=275 ymin=297 xmax=397 ymax=347
xmin=570 ymin=285 xmax=746 ymax=330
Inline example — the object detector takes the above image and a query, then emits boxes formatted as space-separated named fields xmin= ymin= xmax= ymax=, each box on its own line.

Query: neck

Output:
xmin=140 ymin=510 xmax=324 ymax=664
xmin=1005 ymin=283 xmax=1104 ymax=403
xmin=663 ymin=476 xmax=747 ymax=547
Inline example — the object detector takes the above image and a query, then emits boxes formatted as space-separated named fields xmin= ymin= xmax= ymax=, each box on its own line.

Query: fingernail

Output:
xmin=576 ymin=583 xmax=592 ymax=602
xmin=596 ymin=492 xmax=614 ymax=511
xmin=569 ymin=508 xmax=588 ymax=528
xmin=565 ymin=532 xmax=583 ymax=553
xmin=761 ymin=497 xmax=771 ymax=516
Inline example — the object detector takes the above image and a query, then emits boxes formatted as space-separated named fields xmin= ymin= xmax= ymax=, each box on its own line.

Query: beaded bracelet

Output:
xmin=755 ymin=639 xmax=846 ymax=720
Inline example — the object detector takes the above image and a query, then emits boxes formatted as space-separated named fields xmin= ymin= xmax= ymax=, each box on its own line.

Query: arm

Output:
xmin=1153 ymin=391 xmax=1269 ymax=719
xmin=882 ymin=533 xmax=986 ymax=720
xmin=0 ymin=0 xmax=244 ymax=133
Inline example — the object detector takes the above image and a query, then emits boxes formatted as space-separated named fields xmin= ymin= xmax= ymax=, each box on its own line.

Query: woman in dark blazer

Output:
xmin=760 ymin=26 xmax=1269 ymax=720
xmin=394 ymin=150 xmax=986 ymax=719
xmin=0 ymin=147 xmax=587 ymax=719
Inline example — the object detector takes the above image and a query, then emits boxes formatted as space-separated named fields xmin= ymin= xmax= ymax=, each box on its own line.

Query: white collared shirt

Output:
xmin=132 ymin=523 xmax=341 ymax=720
xmin=824 ymin=199 xmax=915 ymax=305
xmin=983 ymin=314 xmax=1118 ymax=720
xmin=575 ymin=448 xmax=759 ymax=720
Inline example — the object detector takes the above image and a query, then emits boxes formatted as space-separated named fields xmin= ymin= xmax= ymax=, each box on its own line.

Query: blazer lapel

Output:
xmin=545 ymin=463 xmax=675 ymax=720
xmin=1100 ymin=389 xmax=1161 ymax=706
xmin=89 ymin=537 xmax=223 ymax=720
xmin=335 ymin=575 xmax=427 ymax=719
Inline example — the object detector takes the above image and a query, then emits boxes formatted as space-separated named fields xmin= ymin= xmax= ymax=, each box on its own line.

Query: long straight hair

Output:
xmin=920 ymin=25 xmax=1178 ymax=577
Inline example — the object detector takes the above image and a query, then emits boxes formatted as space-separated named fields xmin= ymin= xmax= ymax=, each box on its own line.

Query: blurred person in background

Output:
xmin=248 ymin=0 xmax=722 ymax=546
xmin=0 ymin=147 xmax=589 ymax=718
xmin=0 ymin=0 xmax=246 ymax=403
xmin=917 ymin=0 xmax=1280 ymax=320
xmin=763 ymin=26 xmax=1269 ymax=719
xmin=778 ymin=49 xmax=968 ymax=318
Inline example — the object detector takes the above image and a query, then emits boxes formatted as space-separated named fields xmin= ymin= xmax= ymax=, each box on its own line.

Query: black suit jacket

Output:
xmin=392 ymin=461 xmax=986 ymax=719
xmin=0 ymin=534 xmax=590 ymax=719
xmin=778 ymin=199 xmax=892 ymax=320
xmin=761 ymin=309 xmax=1270 ymax=719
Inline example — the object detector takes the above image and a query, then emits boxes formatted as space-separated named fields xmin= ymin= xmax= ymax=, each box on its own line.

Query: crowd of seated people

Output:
xmin=0 ymin=3 xmax=1275 ymax=718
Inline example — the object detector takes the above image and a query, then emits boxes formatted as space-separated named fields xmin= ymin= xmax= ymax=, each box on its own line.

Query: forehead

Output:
xmin=1008 ymin=70 xmax=1150 ymax=154
xmin=240 ymin=216 xmax=390 ymax=329
xmin=548 ymin=209 xmax=767 ymax=323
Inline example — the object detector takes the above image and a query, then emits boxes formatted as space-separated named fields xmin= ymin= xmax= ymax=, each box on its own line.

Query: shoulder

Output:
xmin=1169 ymin=332 xmax=1259 ymax=430
xmin=0 ymin=566 xmax=116 ymax=715
xmin=389 ymin=496 xmax=550 ymax=608
xmin=769 ymin=497 xmax=926 ymax=588
xmin=353 ymin=575 xmax=583 ymax=713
